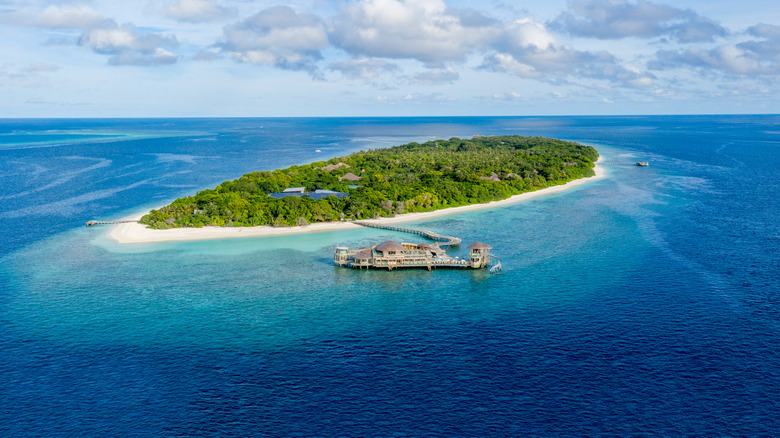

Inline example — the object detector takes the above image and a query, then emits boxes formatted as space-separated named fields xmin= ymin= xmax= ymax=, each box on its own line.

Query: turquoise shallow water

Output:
xmin=1 ymin=117 xmax=779 ymax=436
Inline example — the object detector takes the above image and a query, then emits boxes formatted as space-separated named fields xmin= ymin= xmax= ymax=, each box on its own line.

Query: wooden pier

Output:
xmin=86 ymin=220 xmax=138 ymax=226
xmin=602 ymin=161 xmax=649 ymax=166
xmin=353 ymin=221 xmax=461 ymax=248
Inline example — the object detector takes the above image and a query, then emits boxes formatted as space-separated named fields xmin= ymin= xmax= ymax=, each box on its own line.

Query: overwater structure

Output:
xmin=334 ymin=222 xmax=501 ymax=273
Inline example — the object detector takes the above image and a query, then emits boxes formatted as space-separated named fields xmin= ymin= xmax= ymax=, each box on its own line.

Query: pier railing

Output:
xmin=86 ymin=220 xmax=138 ymax=226
xmin=353 ymin=221 xmax=461 ymax=248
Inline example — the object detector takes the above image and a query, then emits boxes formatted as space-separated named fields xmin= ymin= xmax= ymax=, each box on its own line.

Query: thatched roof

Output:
xmin=321 ymin=162 xmax=351 ymax=172
xmin=467 ymin=242 xmax=493 ymax=250
xmin=340 ymin=172 xmax=361 ymax=181
xmin=480 ymin=172 xmax=501 ymax=182
xmin=376 ymin=240 xmax=405 ymax=252
xmin=354 ymin=249 xmax=373 ymax=260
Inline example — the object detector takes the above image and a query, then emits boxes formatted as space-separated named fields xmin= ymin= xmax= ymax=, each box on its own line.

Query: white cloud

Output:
xmin=748 ymin=23 xmax=780 ymax=40
xmin=554 ymin=0 xmax=728 ymax=43
xmin=329 ymin=0 xmax=501 ymax=66
xmin=485 ymin=17 xmax=655 ymax=88
xmin=375 ymin=92 xmax=456 ymax=104
xmin=108 ymin=48 xmax=178 ymax=66
xmin=165 ymin=0 xmax=236 ymax=23
xmin=79 ymin=23 xmax=179 ymax=65
xmin=652 ymin=45 xmax=773 ymax=75
xmin=411 ymin=65 xmax=459 ymax=85
xmin=493 ymin=92 xmax=524 ymax=101
xmin=192 ymin=49 xmax=221 ymax=61
xmin=34 ymin=5 xmax=110 ymax=29
xmin=27 ymin=5 xmax=180 ymax=67
xmin=507 ymin=18 xmax=558 ymax=50
xmin=330 ymin=57 xmax=399 ymax=79
xmin=21 ymin=63 xmax=59 ymax=74
xmin=0 ymin=63 xmax=59 ymax=89
xmin=487 ymin=18 xmax=584 ymax=79
xmin=650 ymin=25 xmax=780 ymax=76
xmin=80 ymin=27 xmax=137 ymax=52
xmin=220 ymin=6 xmax=328 ymax=75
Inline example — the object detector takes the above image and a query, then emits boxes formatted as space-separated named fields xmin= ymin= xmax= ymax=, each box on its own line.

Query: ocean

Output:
xmin=1 ymin=116 xmax=778 ymax=436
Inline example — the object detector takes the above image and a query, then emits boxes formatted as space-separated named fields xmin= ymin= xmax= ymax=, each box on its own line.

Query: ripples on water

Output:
xmin=1 ymin=116 xmax=779 ymax=436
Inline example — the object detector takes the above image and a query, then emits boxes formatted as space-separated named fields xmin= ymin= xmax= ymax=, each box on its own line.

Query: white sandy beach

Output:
xmin=107 ymin=162 xmax=606 ymax=244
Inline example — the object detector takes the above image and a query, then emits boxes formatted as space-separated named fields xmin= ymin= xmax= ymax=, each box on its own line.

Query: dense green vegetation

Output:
xmin=140 ymin=135 xmax=598 ymax=229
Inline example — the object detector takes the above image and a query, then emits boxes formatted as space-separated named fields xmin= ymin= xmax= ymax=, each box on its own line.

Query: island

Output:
xmin=139 ymin=135 xmax=599 ymax=230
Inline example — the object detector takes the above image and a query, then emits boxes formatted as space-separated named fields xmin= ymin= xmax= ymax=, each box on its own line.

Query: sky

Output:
xmin=1 ymin=0 xmax=779 ymax=117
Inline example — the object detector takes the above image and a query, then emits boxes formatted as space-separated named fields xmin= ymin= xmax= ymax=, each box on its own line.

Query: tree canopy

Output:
xmin=140 ymin=135 xmax=598 ymax=229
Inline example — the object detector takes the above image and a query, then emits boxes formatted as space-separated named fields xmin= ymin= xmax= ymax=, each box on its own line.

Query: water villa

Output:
xmin=334 ymin=241 xmax=496 ymax=271
xmin=335 ymin=222 xmax=501 ymax=273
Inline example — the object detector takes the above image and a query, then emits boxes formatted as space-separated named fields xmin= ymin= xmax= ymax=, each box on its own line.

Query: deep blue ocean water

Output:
xmin=1 ymin=116 xmax=778 ymax=436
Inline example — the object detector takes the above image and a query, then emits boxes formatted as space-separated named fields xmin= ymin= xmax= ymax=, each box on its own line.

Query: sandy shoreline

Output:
xmin=107 ymin=161 xmax=606 ymax=244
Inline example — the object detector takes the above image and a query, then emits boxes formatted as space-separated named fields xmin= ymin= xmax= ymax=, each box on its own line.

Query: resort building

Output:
xmin=339 ymin=172 xmax=361 ymax=182
xmin=319 ymin=162 xmax=351 ymax=172
xmin=334 ymin=240 xmax=496 ymax=271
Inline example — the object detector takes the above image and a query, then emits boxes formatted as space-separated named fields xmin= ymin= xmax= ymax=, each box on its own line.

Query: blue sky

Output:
xmin=1 ymin=0 xmax=779 ymax=117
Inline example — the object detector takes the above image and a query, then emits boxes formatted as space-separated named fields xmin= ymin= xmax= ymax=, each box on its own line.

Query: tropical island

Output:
xmin=139 ymin=135 xmax=599 ymax=230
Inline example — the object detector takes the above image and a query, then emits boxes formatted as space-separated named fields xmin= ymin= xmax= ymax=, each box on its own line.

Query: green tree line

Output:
xmin=140 ymin=135 xmax=598 ymax=229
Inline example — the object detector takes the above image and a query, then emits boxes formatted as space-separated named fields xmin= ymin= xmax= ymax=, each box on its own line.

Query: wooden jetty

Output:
xmin=86 ymin=220 xmax=138 ymax=226
xmin=353 ymin=221 xmax=461 ymax=248
xmin=335 ymin=221 xmax=501 ymax=273
xmin=602 ymin=161 xmax=649 ymax=166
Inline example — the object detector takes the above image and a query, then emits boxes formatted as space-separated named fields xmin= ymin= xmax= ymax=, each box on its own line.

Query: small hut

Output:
xmin=340 ymin=172 xmax=361 ymax=181
xmin=467 ymin=242 xmax=493 ymax=268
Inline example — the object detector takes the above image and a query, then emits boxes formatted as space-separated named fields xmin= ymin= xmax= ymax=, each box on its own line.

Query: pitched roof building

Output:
xmin=320 ymin=162 xmax=351 ymax=172
xmin=340 ymin=172 xmax=361 ymax=181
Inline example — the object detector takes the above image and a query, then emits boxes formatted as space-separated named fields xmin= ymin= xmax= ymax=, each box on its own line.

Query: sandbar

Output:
xmin=107 ymin=161 xmax=605 ymax=244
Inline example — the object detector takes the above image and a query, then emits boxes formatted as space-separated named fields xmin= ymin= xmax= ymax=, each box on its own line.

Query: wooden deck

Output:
xmin=86 ymin=220 xmax=138 ymax=226
xmin=343 ymin=221 xmax=502 ymax=273
xmin=602 ymin=162 xmax=649 ymax=166
xmin=353 ymin=221 xmax=461 ymax=248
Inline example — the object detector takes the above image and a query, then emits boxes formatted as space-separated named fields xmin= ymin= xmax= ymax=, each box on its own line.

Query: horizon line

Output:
xmin=1 ymin=113 xmax=778 ymax=120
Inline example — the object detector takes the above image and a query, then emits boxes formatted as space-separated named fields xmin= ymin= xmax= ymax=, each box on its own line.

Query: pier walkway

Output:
xmin=86 ymin=220 xmax=138 ymax=226
xmin=353 ymin=221 xmax=461 ymax=248
xmin=602 ymin=161 xmax=649 ymax=166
